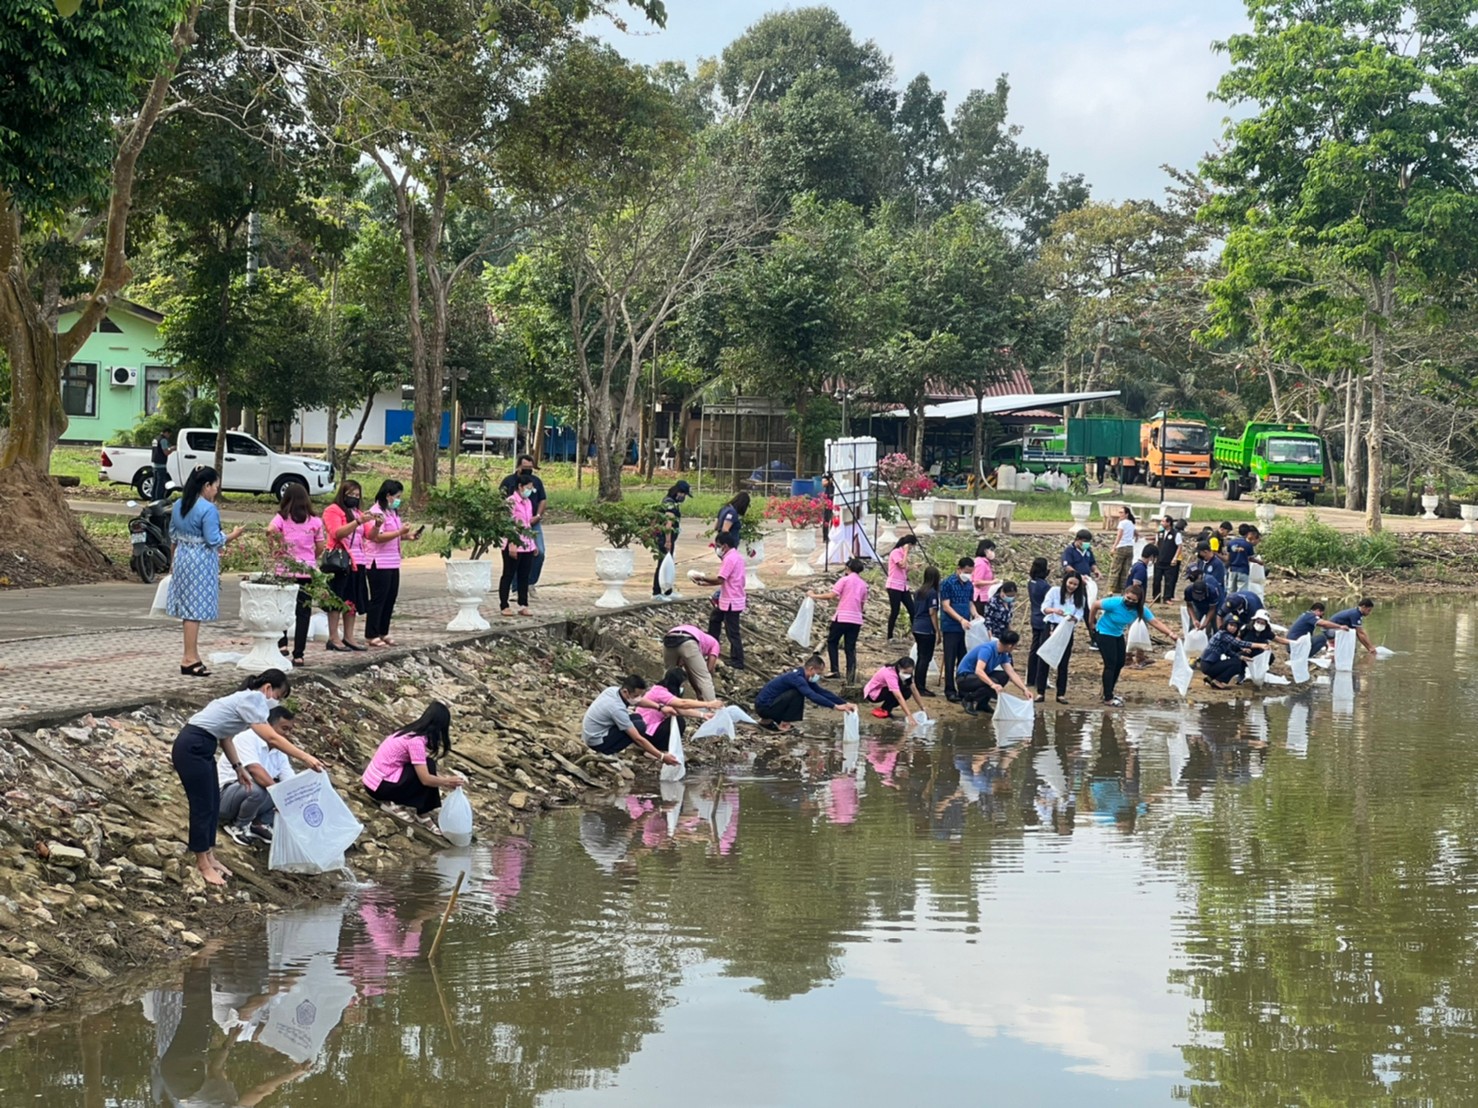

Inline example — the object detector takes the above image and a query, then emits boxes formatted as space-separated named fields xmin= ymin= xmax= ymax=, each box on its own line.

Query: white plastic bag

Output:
xmin=1289 ymin=634 xmax=1311 ymax=683
xmin=993 ymin=693 xmax=1034 ymax=722
xmin=660 ymin=727 xmax=686 ymax=781
xmin=1036 ymin=618 xmax=1075 ymax=670
xmin=965 ymin=617 xmax=990 ymax=650
xmin=308 ymin=612 xmax=330 ymax=642
xmin=148 ymin=576 xmax=172 ymax=619
xmin=1374 ymin=645 xmax=1395 ymax=658
xmin=437 ymin=788 xmax=473 ymax=846
xmin=1127 ymin=619 xmax=1152 ymax=652
xmin=658 ymin=553 xmax=677 ymax=592
xmin=1169 ymin=639 xmax=1194 ymax=697
xmin=1179 ymin=605 xmax=1191 ymax=636
xmin=267 ymin=772 xmax=364 ymax=874
xmin=1185 ymin=628 xmax=1209 ymax=659
xmin=692 ymin=705 xmax=756 ymax=740
xmin=787 ymin=597 xmax=816 ymax=647
xmin=1333 ymin=628 xmax=1358 ymax=672
xmin=1246 ymin=648 xmax=1272 ymax=687
xmin=842 ymin=709 xmax=860 ymax=743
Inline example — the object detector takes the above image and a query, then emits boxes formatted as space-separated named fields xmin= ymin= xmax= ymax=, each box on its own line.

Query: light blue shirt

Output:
xmin=1095 ymin=596 xmax=1154 ymax=638
xmin=171 ymin=498 xmax=226 ymax=546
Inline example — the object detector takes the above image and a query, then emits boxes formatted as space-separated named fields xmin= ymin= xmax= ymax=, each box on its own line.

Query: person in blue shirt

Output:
xmin=1182 ymin=569 xmax=1222 ymax=630
xmin=939 ymin=557 xmax=977 ymax=702
xmin=755 ymin=655 xmax=856 ymax=732
xmin=166 ymin=465 xmax=246 ymax=678
xmin=1330 ymin=598 xmax=1377 ymax=655
xmin=1091 ymin=584 xmax=1180 ymax=707
xmin=955 ymin=630 xmax=1031 ymax=714
xmin=1126 ymin=543 xmax=1157 ymax=594
xmin=911 ymin=565 xmax=943 ymax=697
xmin=1219 ymin=588 xmax=1265 ymax=628
xmin=1200 ymin=620 xmax=1270 ymax=688
xmin=1194 ymin=541 xmax=1226 ymax=590
xmin=1061 ymin=530 xmax=1099 ymax=579
xmin=1225 ymin=525 xmax=1262 ymax=592
xmin=715 ymin=492 xmax=749 ymax=550
xmin=1288 ymin=601 xmax=1341 ymax=656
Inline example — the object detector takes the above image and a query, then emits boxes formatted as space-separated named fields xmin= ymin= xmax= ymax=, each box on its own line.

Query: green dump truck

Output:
xmin=1213 ymin=422 xmax=1328 ymax=502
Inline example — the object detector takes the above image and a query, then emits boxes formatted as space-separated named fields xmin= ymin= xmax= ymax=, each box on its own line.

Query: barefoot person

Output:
xmin=171 ymin=669 xmax=318 ymax=886
xmin=755 ymin=655 xmax=856 ymax=732
xmin=362 ymin=701 xmax=468 ymax=823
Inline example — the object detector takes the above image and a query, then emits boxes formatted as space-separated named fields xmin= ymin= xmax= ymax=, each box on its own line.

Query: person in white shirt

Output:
xmin=216 ymin=707 xmax=311 ymax=846
xmin=1108 ymin=506 xmax=1138 ymax=593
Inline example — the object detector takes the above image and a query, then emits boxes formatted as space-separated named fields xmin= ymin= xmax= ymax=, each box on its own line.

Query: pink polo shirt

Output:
xmin=972 ymin=555 xmax=995 ymax=602
xmin=863 ymin=664 xmax=904 ymax=703
xmin=669 ymin=625 xmax=720 ymax=659
xmin=362 ymin=731 xmax=427 ymax=791
xmin=886 ymin=545 xmax=909 ymax=591
xmin=506 ymin=494 xmax=537 ymax=554
xmin=833 ymin=573 xmax=868 ymax=625
xmin=268 ymin=514 xmax=324 ymax=576
xmin=367 ymin=506 xmax=403 ymax=569
xmin=717 ymin=547 xmax=747 ymax=611
xmin=634 ymin=685 xmax=675 ymax=735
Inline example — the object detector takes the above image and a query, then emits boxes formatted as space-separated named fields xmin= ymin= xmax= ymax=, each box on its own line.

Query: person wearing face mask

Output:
xmin=971 ymin=539 xmax=997 ymax=615
xmin=323 ymin=480 xmax=372 ymax=652
xmin=171 ymin=670 xmax=321 ymax=886
xmin=1182 ymin=568 xmax=1222 ymax=631
xmin=1090 ymin=583 xmax=1180 ymax=707
xmin=981 ymin=579 xmax=1018 ymax=638
xmin=938 ymin=556 xmax=977 ymax=702
xmin=366 ymin=479 xmax=422 ymax=647
xmin=651 ymin=480 xmax=692 ymax=598
xmin=500 ymin=454 xmax=548 ymax=592
xmin=581 ymin=675 xmax=682 ymax=764
xmin=863 ymin=657 xmax=927 ymax=719
xmin=500 ymin=473 xmax=539 ymax=616
xmin=754 ymin=655 xmax=855 ymax=732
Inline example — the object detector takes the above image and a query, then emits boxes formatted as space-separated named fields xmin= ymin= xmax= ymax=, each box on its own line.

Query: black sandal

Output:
xmin=180 ymin=662 xmax=211 ymax=678
xmin=759 ymin=720 xmax=780 ymax=732
xmin=326 ymin=641 xmax=348 ymax=652
xmin=341 ymin=640 xmax=368 ymax=652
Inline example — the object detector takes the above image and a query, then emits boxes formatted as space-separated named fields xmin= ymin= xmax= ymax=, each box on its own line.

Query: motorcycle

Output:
xmin=127 ymin=496 xmax=174 ymax=584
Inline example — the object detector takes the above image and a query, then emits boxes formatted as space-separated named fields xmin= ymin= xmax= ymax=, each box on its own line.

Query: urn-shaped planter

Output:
xmin=876 ymin=519 xmax=899 ymax=549
xmin=1069 ymin=500 xmax=1092 ymax=532
xmin=594 ymin=547 xmax=635 ymax=608
xmin=786 ymin=527 xmax=817 ymax=577
xmin=445 ymin=559 xmax=492 ymax=631
xmin=1461 ymin=503 xmax=1478 ymax=534
xmin=1255 ymin=502 xmax=1278 ymax=526
xmin=744 ymin=540 xmax=767 ymax=591
xmin=237 ymin=580 xmax=301 ymax=671
xmin=1421 ymin=493 xmax=1441 ymax=520
xmin=912 ymin=498 xmax=936 ymax=535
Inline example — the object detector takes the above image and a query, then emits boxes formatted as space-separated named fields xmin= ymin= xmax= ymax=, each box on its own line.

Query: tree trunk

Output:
xmin=324 ymin=403 xmax=339 ymax=466
xmin=972 ymin=388 xmax=986 ymax=482
xmin=910 ymin=397 xmax=927 ymax=463
xmin=0 ymin=276 xmax=66 ymax=472
xmin=531 ymin=403 xmax=547 ymax=465
xmin=793 ymin=396 xmax=807 ymax=476
xmin=339 ymin=388 xmax=377 ymax=479
xmin=213 ymin=368 xmax=229 ymax=476
xmin=1365 ymin=271 xmax=1392 ymax=533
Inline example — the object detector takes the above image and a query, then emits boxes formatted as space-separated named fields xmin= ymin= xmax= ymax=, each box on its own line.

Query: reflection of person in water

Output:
xmin=339 ymin=892 xmax=440 ymax=998
xmin=1088 ymin=719 xmax=1145 ymax=832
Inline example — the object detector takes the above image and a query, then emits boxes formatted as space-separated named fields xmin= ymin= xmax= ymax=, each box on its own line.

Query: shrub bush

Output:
xmin=1259 ymin=513 xmax=1399 ymax=571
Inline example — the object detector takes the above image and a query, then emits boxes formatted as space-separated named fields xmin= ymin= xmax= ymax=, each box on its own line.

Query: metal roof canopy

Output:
xmin=883 ymin=390 xmax=1121 ymax=421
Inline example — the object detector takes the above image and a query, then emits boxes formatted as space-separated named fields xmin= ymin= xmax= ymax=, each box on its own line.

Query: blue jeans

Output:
xmin=1227 ymin=570 xmax=1249 ymax=593
xmin=529 ymin=522 xmax=546 ymax=586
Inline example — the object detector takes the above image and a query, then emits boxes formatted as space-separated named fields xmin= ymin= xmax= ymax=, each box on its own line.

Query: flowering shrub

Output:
xmin=763 ymin=495 xmax=832 ymax=529
xmin=897 ymin=474 xmax=936 ymax=499
xmin=876 ymin=453 xmax=926 ymax=488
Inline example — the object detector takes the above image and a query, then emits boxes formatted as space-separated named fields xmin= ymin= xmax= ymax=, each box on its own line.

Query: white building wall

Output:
xmin=292 ymin=389 xmax=405 ymax=450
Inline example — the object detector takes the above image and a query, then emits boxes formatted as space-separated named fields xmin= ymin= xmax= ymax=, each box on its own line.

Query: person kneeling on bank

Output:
xmin=217 ymin=706 xmax=318 ymax=846
xmin=863 ymin=657 xmax=928 ymax=719
xmin=1200 ymin=620 xmax=1271 ymax=689
xmin=956 ymin=629 xmax=1032 ymax=715
xmin=755 ymin=655 xmax=856 ymax=732
xmin=362 ymin=701 xmax=468 ymax=825
xmin=582 ymin=675 xmax=681 ymax=765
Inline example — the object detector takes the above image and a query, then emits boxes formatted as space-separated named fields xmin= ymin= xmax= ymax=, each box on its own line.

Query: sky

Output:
xmin=599 ymin=0 xmax=1254 ymax=204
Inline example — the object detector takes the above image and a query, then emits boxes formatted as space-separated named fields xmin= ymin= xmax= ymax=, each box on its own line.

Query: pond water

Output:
xmin=5 ymin=603 xmax=1478 ymax=1107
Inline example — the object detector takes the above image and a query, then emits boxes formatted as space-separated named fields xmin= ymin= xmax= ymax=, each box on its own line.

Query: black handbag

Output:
xmin=322 ymin=547 xmax=352 ymax=575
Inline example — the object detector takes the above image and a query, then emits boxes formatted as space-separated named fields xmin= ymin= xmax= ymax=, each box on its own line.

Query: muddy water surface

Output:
xmin=4 ymin=604 xmax=1478 ymax=1107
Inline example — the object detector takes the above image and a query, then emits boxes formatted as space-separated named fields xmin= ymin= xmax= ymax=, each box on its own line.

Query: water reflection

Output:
xmin=7 ymin=604 xmax=1478 ymax=1106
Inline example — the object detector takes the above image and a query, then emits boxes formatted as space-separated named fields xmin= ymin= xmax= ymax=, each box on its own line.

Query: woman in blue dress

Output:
xmin=167 ymin=466 xmax=244 ymax=677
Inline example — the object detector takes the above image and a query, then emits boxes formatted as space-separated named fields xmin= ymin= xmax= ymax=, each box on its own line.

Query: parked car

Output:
xmin=99 ymin=429 xmax=337 ymax=500
xmin=459 ymin=419 xmax=501 ymax=454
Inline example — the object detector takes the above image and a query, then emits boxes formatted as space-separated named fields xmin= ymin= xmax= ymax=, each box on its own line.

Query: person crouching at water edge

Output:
xmin=755 ymin=655 xmax=857 ymax=732
xmin=1288 ymin=601 xmax=1342 ymax=656
xmin=581 ymin=676 xmax=682 ymax=765
xmin=1200 ymin=619 xmax=1272 ymax=689
xmin=863 ymin=657 xmax=928 ymax=720
xmin=632 ymin=668 xmax=724 ymax=747
xmin=170 ymin=669 xmax=323 ymax=887
xmin=216 ymin=706 xmax=322 ymax=847
xmin=955 ymin=629 xmax=1032 ymax=715
xmin=362 ymin=701 xmax=468 ymax=828
xmin=1090 ymin=584 xmax=1180 ymax=708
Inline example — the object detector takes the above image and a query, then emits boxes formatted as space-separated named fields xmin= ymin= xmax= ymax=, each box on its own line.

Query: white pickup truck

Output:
xmin=99 ymin=429 xmax=337 ymax=500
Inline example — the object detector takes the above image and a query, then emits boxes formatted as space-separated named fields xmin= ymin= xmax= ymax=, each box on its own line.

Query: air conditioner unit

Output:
xmin=110 ymin=366 xmax=138 ymax=388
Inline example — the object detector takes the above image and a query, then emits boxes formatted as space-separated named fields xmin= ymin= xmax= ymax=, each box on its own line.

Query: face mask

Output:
xmin=1004 ymin=596 xmax=1015 ymax=605
xmin=958 ymin=573 xmax=972 ymax=583
xmin=391 ymin=497 xmax=402 ymax=510
xmin=520 ymin=488 xmax=534 ymax=499
xmin=520 ymin=467 xmax=533 ymax=476
xmin=344 ymin=496 xmax=360 ymax=509
xmin=809 ymin=673 xmax=821 ymax=684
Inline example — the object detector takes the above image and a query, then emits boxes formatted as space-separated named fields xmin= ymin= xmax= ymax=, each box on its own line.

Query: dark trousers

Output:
xmin=757 ymin=687 xmax=807 ymax=724
xmin=707 ymin=607 xmax=745 ymax=668
xmin=941 ymin=631 xmax=966 ymax=697
xmin=1153 ymin=563 xmax=1180 ymax=603
xmin=1025 ymin=625 xmax=1050 ymax=691
xmin=365 ymin=566 xmax=401 ymax=639
xmin=366 ymin=757 xmax=441 ymax=814
xmin=500 ymin=548 xmax=534 ymax=609
xmin=652 ymin=542 xmax=676 ymax=596
xmin=1034 ymin=629 xmax=1073 ymax=696
xmin=913 ymin=631 xmax=936 ymax=692
xmin=152 ymin=464 xmax=169 ymax=498
xmin=870 ymin=679 xmax=913 ymax=714
xmin=958 ymin=669 xmax=1006 ymax=711
xmin=276 ymin=577 xmax=312 ymax=659
xmin=1100 ymin=634 xmax=1128 ymax=700
xmin=826 ymin=620 xmax=861 ymax=678
xmin=590 ymin=716 xmax=671 ymax=755
xmin=1203 ymin=656 xmax=1246 ymax=684
xmin=886 ymin=588 xmax=914 ymax=639
xmin=219 ymin=780 xmax=276 ymax=828
xmin=171 ymin=724 xmax=220 ymax=853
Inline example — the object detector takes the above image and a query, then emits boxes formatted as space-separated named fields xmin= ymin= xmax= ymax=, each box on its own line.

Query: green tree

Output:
xmin=1202 ymin=0 xmax=1478 ymax=531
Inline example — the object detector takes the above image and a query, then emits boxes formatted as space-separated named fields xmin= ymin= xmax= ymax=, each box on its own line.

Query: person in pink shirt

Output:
xmin=631 ymin=667 xmax=722 ymax=749
xmin=863 ymin=656 xmax=928 ymax=719
xmin=972 ymin=539 xmax=997 ymax=615
xmin=365 ymin=479 xmax=422 ymax=647
xmin=695 ymin=545 xmax=748 ymax=670
xmin=662 ymin=624 xmax=720 ymax=700
xmin=322 ymin=480 xmax=371 ymax=652
xmin=361 ymin=701 xmax=467 ymax=827
xmin=268 ymin=484 xmax=326 ymax=666
xmin=810 ymin=557 xmax=868 ymax=684
xmin=499 ymin=473 xmax=538 ymax=616
xmin=884 ymin=534 xmax=917 ymax=640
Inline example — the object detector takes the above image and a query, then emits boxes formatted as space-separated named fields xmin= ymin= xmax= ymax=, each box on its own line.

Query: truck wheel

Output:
xmin=1224 ymin=476 xmax=1242 ymax=502
xmin=134 ymin=470 xmax=157 ymax=499
xmin=271 ymin=476 xmax=308 ymax=500
xmin=1193 ymin=479 xmax=1208 ymax=491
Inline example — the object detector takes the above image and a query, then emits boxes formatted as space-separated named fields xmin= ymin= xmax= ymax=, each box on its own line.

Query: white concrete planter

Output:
xmin=445 ymin=559 xmax=492 ymax=631
xmin=745 ymin=539 xmax=767 ymax=591
xmin=1461 ymin=503 xmax=1478 ymax=534
xmin=785 ymin=527 xmax=817 ymax=577
xmin=913 ymin=498 xmax=936 ymax=535
xmin=594 ymin=547 xmax=635 ymax=608
xmin=1069 ymin=500 xmax=1092 ymax=532
xmin=1421 ymin=493 xmax=1440 ymax=520
xmin=1255 ymin=502 xmax=1278 ymax=526
xmin=877 ymin=520 xmax=899 ymax=549
xmin=237 ymin=580 xmax=301 ymax=671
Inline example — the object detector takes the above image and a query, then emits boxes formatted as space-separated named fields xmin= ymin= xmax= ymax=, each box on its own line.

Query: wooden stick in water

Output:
xmin=426 ymin=871 xmax=466 ymax=963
